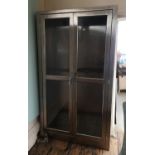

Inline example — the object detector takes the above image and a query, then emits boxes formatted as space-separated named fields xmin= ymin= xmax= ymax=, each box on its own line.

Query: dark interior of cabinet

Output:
xmin=77 ymin=15 xmax=107 ymax=78
xmin=46 ymin=80 xmax=69 ymax=131
xmin=77 ymin=81 xmax=103 ymax=137
xmin=45 ymin=18 xmax=70 ymax=75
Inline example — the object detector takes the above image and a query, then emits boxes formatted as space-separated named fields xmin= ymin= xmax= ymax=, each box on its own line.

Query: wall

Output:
xmin=44 ymin=0 xmax=126 ymax=17
xmin=28 ymin=0 xmax=44 ymax=123
xmin=28 ymin=0 xmax=39 ymax=123
xmin=28 ymin=0 xmax=44 ymax=150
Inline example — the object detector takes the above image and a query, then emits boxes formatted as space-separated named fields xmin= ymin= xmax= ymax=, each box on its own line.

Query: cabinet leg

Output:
xmin=37 ymin=131 xmax=48 ymax=143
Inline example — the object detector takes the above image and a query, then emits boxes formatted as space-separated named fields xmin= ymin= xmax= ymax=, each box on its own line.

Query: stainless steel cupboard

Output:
xmin=37 ymin=7 xmax=117 ymax=150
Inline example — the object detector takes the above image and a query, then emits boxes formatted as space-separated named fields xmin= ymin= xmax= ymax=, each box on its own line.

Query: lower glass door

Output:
xmin=46 ymin=80 xmax=70 ymax=131
xmin=76 ymin=81 xmax=103 ymax=137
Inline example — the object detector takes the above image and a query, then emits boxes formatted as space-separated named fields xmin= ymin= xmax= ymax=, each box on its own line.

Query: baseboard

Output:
xmin=28 ymin=116 xmax=40 ymax=151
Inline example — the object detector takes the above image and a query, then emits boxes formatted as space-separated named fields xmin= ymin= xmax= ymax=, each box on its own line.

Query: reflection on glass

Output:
xmin=46 ymin=80 xmax=69 ymax=131
xmin=77 ymin=16 xmax=107 ymax=78
xmin=45 ymin=18 xmax=69 ymax=75
xmin=77 ymin=81 xmax=103 ymax=137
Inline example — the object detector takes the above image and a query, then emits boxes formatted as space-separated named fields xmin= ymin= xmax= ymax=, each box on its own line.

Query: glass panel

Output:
xmin=46 ymin=80 xmax=69 ymax=131
xmin=77 ymin=81 xmax=103 ymax=137
xmin=45 ymin=18 xmax=69 ymax=75
xmin=77 ymin=16 xmax=107 ymax=78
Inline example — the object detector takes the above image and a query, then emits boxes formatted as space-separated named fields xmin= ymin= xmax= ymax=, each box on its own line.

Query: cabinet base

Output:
xmin=45 ymin=129 xmax=109 ymax=150
xmin=37 ymin=131 xmax=48 ymax=143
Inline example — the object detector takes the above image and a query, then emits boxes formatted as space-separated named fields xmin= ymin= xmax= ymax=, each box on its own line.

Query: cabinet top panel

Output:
xmin=37 ymin=6 xmax=117 ymax=15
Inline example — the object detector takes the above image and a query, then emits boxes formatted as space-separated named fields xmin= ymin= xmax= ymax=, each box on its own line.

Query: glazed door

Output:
xmin=40 ymin=13 xmax=74 ymax=134
xmin=73 ymin=11 xmax=113 ymax=145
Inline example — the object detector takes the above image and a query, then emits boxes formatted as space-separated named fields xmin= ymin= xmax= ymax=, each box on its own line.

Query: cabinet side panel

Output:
xmin=104 ymin=8 xmax=117 ymax=149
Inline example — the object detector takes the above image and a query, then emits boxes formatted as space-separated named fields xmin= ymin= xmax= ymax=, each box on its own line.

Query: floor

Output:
xmin=29 ymin=92 xmax=126 ymax=155
xmin=116 ymin=92 xmax=126 ymax=153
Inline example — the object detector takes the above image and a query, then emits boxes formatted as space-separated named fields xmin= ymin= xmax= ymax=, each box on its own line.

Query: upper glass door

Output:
xmin=75 ymin=12 xmax=111 ymax=78
xmin=45 ymin=16 xmax=70 ymax=76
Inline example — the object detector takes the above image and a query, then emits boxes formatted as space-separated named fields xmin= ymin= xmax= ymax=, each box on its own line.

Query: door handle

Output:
xmin=69 ymin=73 xmax=76 ymax=81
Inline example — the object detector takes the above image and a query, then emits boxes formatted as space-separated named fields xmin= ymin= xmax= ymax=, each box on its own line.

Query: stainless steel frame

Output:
xmin=37 ymin=6 xmax=117 ymax=150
